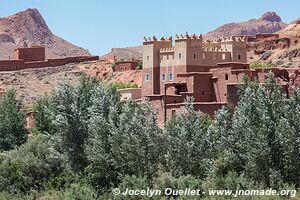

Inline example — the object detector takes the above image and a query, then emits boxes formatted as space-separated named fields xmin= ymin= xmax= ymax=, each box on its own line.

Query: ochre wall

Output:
xmin=14 ymin=47 xmax=45 ymax=62
xmin=0 ymin=56 xmax=99 ymax=71
xmin=115 ymin=61 xmax=138 ymax=72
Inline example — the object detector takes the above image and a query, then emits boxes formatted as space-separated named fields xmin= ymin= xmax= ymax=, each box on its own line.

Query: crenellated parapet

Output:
xmin=175 ymin=33 xmax=202 ymax=41
xmin=160 ymin=47 xmax=175 ymax=53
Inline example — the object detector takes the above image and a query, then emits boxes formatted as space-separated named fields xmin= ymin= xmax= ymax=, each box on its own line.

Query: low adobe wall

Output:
xmin=0 ymin=56 xmax=99 ymax=72
xmin=118 ymin=88 xmax=141 ymax=100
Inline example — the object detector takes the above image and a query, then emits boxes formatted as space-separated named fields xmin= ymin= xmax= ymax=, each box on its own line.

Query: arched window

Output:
xmin=193 ymin=53 xmax=196 ymax=59
xmin=179 ymin=53 xmax=182 ymax=59
xmin=162 ymin=74 xmax=166 ymax=81
xmin=238 ymin=54 xmax=241 ymax=60
xmin=225 ymin=74 xmax=228 ymax=80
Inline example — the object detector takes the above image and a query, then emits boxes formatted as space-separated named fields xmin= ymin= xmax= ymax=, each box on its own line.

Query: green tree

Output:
xmin=32 ymin=94 xmax=56 ymax=135
xmin=231 ymin=73 xmax=285 ymax=187
xmin=164 ymin=97 xmax=213 ymax=179
xmin=85 ymin=99 xmax=163 ymax=189
xmin=53 ymin=76 xmax=99 ymax=172
xmin=277 ymin=87 xmax=300 ymax=186
xmin=0 ymin=89 xmax=27 ymax=152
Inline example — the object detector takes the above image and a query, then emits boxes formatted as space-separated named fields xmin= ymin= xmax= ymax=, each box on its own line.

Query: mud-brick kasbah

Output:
xmin=2 ymin=33 xmax=300 ymax=127
xmin=140 ymin=33 xmax=300 ymax=125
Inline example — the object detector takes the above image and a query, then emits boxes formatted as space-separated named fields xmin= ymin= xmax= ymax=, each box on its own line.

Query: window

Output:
xmin=202 ymin=91 xmax=205 ymax=95
xmin=169 ymin=73 xmax=173 ymax=81
xmin=225 ymin=74 xmax=228 ymax=80
xmin=172 ymin=110 xmax=176 ymax=116
xmin=162 ymin=74 xmax=166 ymax=81
xmin=147 ymin=56 xmax=149 ymax=61
xmin=179 ymin=53 xmax=182 ymax=59
xmin=222 ymin=53 xmax=226 ymax=60
xmin=193 ymin=53 xmax=196 ymax=59
xmin=238 ymin=54 xmax=241 ymax=60
xmin=146 ymin=74 xmax=150 ymax=81
xmin=202 ymin=53 xmax=205 ymax=59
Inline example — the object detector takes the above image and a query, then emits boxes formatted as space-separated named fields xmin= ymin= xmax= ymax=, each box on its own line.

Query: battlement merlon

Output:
xmin=174 ymin=33 xmax=203 ymax=41
xmin=143 ymin=36 xmax=173 ymax=44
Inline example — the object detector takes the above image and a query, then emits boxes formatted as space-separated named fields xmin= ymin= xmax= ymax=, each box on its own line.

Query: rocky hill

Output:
xmin=204 ymin=11 xmax=287 ymax=39
xmin=247 ymin=18 xmax=300 ymax=67
xmin=100 ymin=46 xmax=142 ymax=60
xmin=102 ymin=12 xmax=287 ymax=60
xmin=0 ymin=60 xmax=141 ymax=107
xmin=0 ymin=8 xmax=90 ymax=59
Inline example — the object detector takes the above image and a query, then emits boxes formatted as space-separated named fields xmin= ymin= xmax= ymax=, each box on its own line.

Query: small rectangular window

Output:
xmin=147 ymin=56 xmax=149 ymax=61
xmin=179 ymin=53 xmax=182 ymax=59
xmin=169 ymin=73 xmax=173 ymax=81
xmin=172 ymin=110 xmax=176 ymax=116
xmin=162 ymin=74 xmax=166 ymax=81
xmin=146 ymin=74 xmax=150 ymax=81
xmin=222 ymin=53 xmax=226 ymax=60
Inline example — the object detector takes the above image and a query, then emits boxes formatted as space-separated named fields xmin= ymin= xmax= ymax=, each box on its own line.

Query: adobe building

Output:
xmin=115 ymin=60 xmax=139 ymax=72
xmin=0 ymin=46 xmax=99 ymax=71
xmin=141 ymin=33 xmax=248 ymax=124
xmin=118 ymin=88 xmax=142 ymax=101
xmin=141 ymin=33 xmax=300 ymax=125
xmin=14 ymin=46 xmax=45 ymax=62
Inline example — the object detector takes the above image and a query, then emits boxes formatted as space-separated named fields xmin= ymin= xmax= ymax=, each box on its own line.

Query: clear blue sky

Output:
xmin=1 ymin=0 xmax=299 ymax=55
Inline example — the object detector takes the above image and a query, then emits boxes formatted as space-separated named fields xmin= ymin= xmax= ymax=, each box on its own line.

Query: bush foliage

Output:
xmin=0 ymin=74 xmax=299 ymax=199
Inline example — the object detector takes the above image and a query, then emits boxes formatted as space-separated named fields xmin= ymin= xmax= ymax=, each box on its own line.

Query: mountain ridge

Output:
xmin=0 ymin=8 xmax=90 ymax=59
xmin=101 ymin=11 xmax=288 ymax=59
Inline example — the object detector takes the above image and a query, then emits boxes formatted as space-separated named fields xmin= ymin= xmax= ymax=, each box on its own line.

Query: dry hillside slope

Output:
xmin=0 ymin=8 xmax=90 ymax=59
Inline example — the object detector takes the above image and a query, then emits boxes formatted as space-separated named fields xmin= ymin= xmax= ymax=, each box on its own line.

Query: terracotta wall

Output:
xmin=0 ymin=56 xmax=99 ymax=72
xmin=14 ymin=47 xmax=45 ymax=62
xmin=115 ymin=61 xmax=138 ymax=72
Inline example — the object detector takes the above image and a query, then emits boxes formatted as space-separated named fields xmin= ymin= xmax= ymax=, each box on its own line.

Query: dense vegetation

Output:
xmin=0 ymin=74 xmax=299 ymax=199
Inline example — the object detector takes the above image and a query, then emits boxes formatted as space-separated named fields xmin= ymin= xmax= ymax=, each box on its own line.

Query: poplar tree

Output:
xmin=0 ymin=89 xmax=27 ymax=151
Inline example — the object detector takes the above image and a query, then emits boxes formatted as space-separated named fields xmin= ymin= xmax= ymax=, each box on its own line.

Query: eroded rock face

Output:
xmin=259 ymin=11 xmax=282 ymax=22
xmin=204 ymin=11 xmax=287 ymax=39
xmin=0 ymin=8 xmax=90 ymax=59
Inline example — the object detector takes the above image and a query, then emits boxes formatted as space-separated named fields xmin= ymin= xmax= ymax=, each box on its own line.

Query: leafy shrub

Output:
xmin=111 ymin=63 xmax=116 ymax=71
xmin=136 ymin=61 xmax=143 ymax=70
xmin=250 ymin=60 xmax=272 ymax=69
xmin=0 ymin=134 xmax=70 ymax=193
xmin=59 ymin=183 xmax=98 ymax=200
xmin=110 ymin=82 xmax=138 ymax=89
